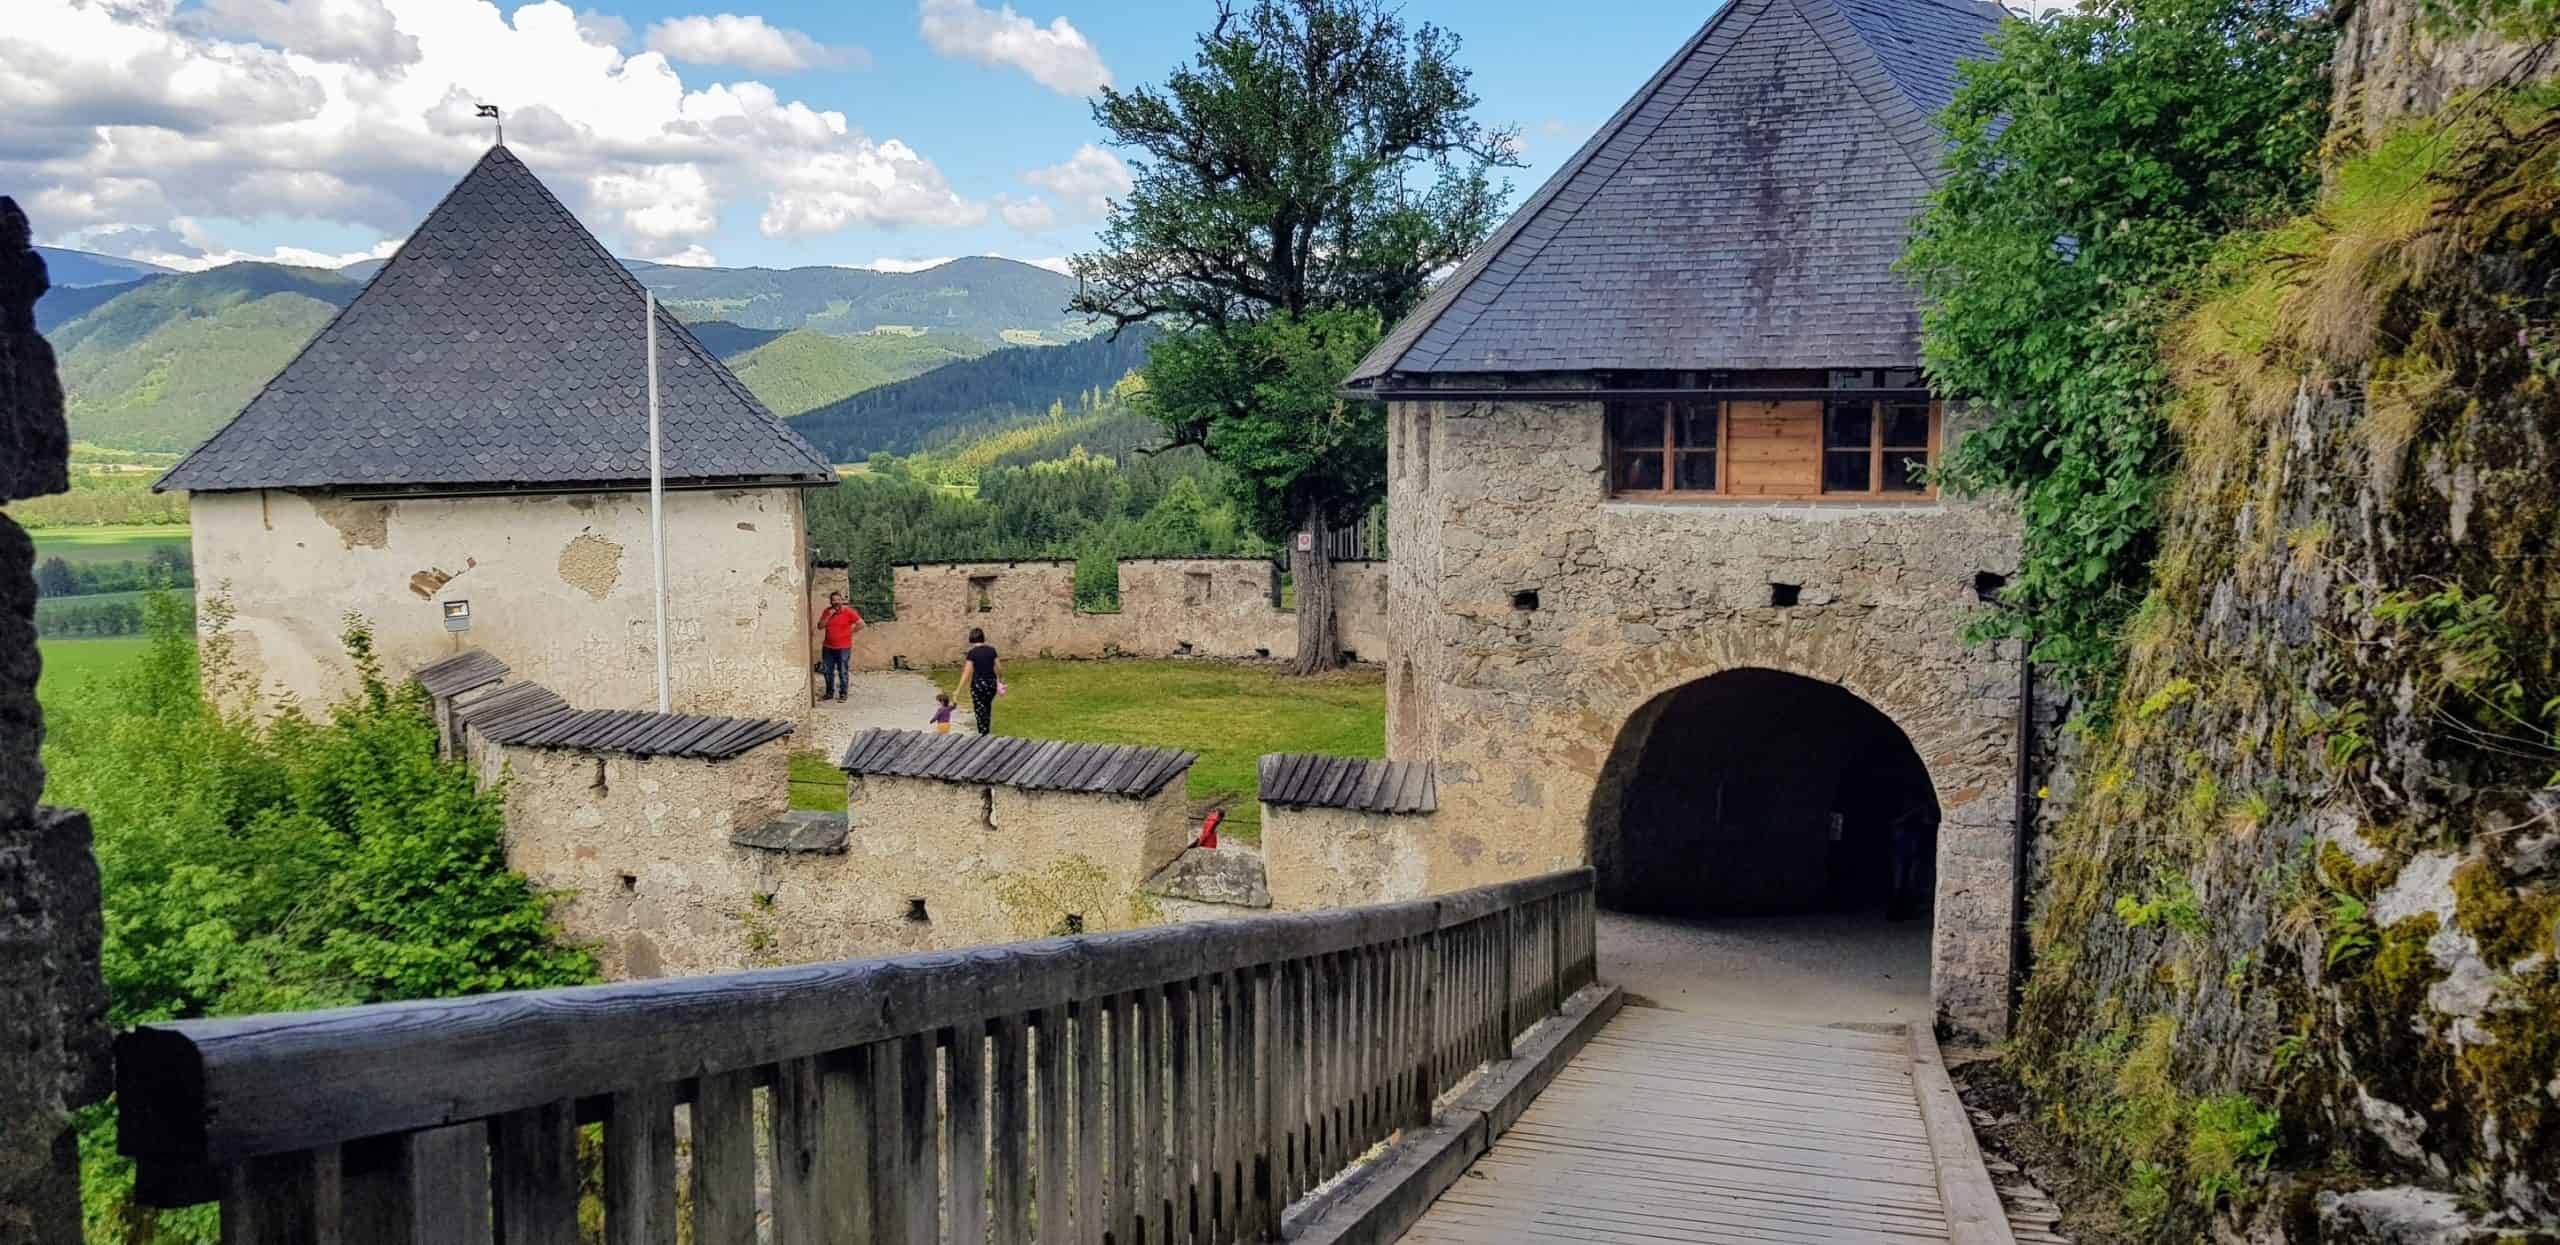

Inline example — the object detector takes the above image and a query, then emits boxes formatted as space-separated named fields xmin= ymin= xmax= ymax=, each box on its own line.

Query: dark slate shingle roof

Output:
xmin=837 ymin=729 xmax=1197 ymax=799
xmin=1348 ymin=0 xmax=2006 ymax=383
xmin=452 ymin=678 xmax=793 ymax=760
xmin=413 ymin=649 xmax=511 ymax=699
xmin=158 ymin=146 xmax=832 ymax=493
xmin=1258 ymin=754 xmax=1437 ymax=815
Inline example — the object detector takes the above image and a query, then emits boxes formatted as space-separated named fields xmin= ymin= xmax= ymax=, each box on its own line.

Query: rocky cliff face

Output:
xmin=2012 ymin=6 xmax=2560 ymax=1236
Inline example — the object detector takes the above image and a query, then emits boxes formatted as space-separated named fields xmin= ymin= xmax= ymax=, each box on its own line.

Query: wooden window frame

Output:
xmin=1607 ymin=396 xmax=1940 ymax=502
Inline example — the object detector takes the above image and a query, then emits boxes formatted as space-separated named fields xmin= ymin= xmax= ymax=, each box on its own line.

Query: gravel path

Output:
xmin=800 ymin=670 xmax=945 ymax=758
xmin=1597 ymin=909 xmax=1932 ymax=1026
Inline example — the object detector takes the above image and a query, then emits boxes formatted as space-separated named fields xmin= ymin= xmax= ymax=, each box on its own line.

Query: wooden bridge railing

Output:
xmin=116 ymin=869 xmax=1598 ymax=1244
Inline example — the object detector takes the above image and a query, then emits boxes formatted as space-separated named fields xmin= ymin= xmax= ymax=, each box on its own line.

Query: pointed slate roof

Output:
xmin=159 ymin=146 xmax=833 ymax=493
xmin=1347 ymin=0 xmax=2005 ymax=384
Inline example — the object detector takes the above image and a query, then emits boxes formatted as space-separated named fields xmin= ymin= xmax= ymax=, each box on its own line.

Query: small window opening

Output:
xmin=1175 ymin=640 xmax=1194 ymax=656
xmin=1974 ymin=571 xmax=2009 ymax=603
xmin=979 ymin=787 xmax=996 ymax=831
xmin=906 ymin=898 xmax=930 ymax=923
xmin=1512 ymin=589 xmax=1540 ymax=612
xmin=1062 ymin=914 xmax=1085 ymax=934
xmin=969 ymin=575 xmax=996 ymax=613
xmin=591 ymin=757 xmax=608 ymax=792
xmin=1254 ymin=647 xmax=1271 ymax=659
xmin=1769 ymin=583 xmax=1802 ymax=608
xmin=619 ymin=873 xmax=637 ymax=892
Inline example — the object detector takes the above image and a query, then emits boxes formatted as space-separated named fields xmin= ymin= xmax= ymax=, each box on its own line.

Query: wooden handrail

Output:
xmin=117 ymin=869 xmax=1600 ymax=1244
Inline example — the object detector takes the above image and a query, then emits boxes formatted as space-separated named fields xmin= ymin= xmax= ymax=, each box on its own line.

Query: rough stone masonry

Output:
xmin=0 ymin=196 xmax=111 ymax=1244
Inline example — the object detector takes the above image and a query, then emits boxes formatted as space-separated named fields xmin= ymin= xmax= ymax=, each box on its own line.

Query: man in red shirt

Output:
xmin=815 ymin=592 xmax=863 ymax=703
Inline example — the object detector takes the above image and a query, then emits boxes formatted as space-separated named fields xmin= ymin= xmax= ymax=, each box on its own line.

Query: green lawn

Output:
xmin=789 ymin=750 xmax=848 ymax=813
xmin=37 ymin=635 xmax=149 ymax=701
xmin=929 ymin=659 xmax=1385 ymax=842
xmin=29 ymin=523 xmax=192 ymax=566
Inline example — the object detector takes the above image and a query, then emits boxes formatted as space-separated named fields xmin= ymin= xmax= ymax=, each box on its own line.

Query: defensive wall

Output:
xmin=809 ymin=557 xmax=1392 ymax=669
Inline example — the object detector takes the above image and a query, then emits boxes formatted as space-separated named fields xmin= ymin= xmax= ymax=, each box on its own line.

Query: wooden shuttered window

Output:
xmin=1607 ymin=388 xmax=1937 ymax=502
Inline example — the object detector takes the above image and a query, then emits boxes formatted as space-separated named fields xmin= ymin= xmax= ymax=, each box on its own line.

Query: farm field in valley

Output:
xmin=36 ymin=635 xmax=148 ymax=702
xmin=929 ymin=658 xmax=1385 ymax=843
xmin=29 ymin=523 xmax=192 ymax=565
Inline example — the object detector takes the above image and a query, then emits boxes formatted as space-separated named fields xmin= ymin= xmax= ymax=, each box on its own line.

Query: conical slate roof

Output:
xmin=1348 ymin=0 xmax=2005 ymax=384
xmin=159 ymin=146 xmax=833 ymax=493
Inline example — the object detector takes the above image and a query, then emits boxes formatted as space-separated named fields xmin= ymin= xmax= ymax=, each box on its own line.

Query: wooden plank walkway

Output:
xmin=1400 ymin=1005 xmax=1954 ymax=1244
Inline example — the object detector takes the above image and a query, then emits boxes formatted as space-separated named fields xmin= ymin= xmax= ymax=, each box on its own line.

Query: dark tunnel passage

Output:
xmin=1589 ymin=668 xmax=1938 ymax=920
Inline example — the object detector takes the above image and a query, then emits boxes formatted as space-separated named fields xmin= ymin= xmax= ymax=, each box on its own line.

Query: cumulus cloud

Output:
xmin=3 ymin=0 xmax=979 ymax=266
xmin=644 ymin=13 xmax=860 ymax=74
xmin=192 ymin=0 xmax=422 ymax=65
xmin=918 ymin=0 xmax=1109 ymax=97
xmin=77 ymin=217 xmax=407 ymax=271
xmin=1022 ymin=255 xmax=1069 ymax=274
xmin=999 ymin=194 xmax=1055 ymax=231
xmin=638 ymin=243 xmax=719 ymax=267
xmin=860 ymin=255 xmax=956 ymax=273
xmin=1021 ymin=143 xmax=1129 ymax=216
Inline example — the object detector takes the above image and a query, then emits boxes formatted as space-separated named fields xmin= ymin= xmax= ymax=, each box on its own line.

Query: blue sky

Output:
xmin=5 ymin=0 xmax=1724 ymax=273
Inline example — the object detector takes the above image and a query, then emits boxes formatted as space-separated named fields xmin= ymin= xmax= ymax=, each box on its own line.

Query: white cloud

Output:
xmin=643 ymin=14 xmax=859 ymax=74
xmin=999 ymin=194 xmax=1055 ymax=231
xmin=574 ymin=8 xmax=631 ymax=48
xmin=917 ymin=0 xmax=1109 ymax=98
xmin=1022 ymin=255 xmax=1069 ymax=275
xmin=1022 ymin=142 xmax=1129 ymax=216
xmin=193 ymin=0 xmax=422 ymax=65
xmin=101 ymin=217 xmax=406 ymax=271
xmin=3 ymin=0 xmax=980 ymax=266
xmin=860 ymin=255 xmax=955 ymax=273
xmin=639 ymin=243 xmax=718 ymax=267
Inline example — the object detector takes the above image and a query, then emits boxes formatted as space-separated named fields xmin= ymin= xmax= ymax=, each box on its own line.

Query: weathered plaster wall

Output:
xmin=2329 ymin=0 xmax=2554 ymax=145
xmin=1385 ymin=384 xmax=2027 ymax=1040
xmin=472 ymin=733 xmax=791 ymax=979
xmin=811 ymin=557 xmax=1387 ymax=671
xmin=1262 ymin=804 xmax=1434 ymax=912
xmin=194 ymin=486 xmax=811 ymax=720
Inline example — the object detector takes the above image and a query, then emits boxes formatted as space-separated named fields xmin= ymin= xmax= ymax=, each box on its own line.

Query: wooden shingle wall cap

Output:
xmin=836 ymin=729 xmax=1196 ymax=799
xmin=1258 ymin=754 xmax=1437 ymax=815
xmin=412 ymin=650 xmax=511 ymax=700
xmin=451 ymin=678 xmax=792 ymax=761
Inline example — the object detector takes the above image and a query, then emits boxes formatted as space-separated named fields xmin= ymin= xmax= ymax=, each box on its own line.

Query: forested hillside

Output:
xmin=634 ymin=255 xmax=1089 ymax=341
xmin=790 ymin=327 xmax=1155 ymax=458
xmin=50 ymin=263 xmax=358 ymax=451
xmin=726 ymin=328 xmax=989 ymax=417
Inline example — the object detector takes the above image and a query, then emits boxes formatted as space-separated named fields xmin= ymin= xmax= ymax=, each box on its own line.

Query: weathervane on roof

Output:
xmin=474 ymin=103 xmax=502 ymax=146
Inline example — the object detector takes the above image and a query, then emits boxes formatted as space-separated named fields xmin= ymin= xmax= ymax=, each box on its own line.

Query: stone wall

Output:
xmin=1 ymin=197 xmax=107 ymax=1243
xmin=475 ymin=726 xmax=1195 ymax=978
xmin=810 ymin=557 xmax=1388 ymax=671
xmin=193 ymin=485 xmax=812 ymax=721
xmin=1261 ymin=804 xmax=1435 ymax=912
xmin=1384 ymin=382 xmax=2030 ymax=1041
xmin=468 ymin=729 xmax=793 ymax=980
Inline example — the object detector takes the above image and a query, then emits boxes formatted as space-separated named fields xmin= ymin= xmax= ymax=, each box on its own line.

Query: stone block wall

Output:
xmin=1261 ymin=804 xmax=1435 ymax=912
xmin=1385 ymin=380 xmax=2032 ymax=1041
xmin=468 ymin=728 xmax=793 ymax=980
xmin=1 ymin=196 xmax=107 ymax=1244
xmin=808 ymin=557 xmax=1388 ymax=671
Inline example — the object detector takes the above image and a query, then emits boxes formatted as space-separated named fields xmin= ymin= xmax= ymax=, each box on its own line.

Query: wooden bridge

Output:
xmin=114 ymin=869 xmax=2011 ymax=1244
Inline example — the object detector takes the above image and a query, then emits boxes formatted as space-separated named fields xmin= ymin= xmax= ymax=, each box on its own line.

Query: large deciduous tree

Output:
xmin=1070 ymin=0 xmax=1516 ymax=673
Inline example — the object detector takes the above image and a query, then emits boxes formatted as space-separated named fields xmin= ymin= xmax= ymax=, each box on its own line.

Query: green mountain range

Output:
xmin=789 ymin=328 xmax=1156 ymax=459
xmin=727 ymin=329 xmax=992 ymax=418
xmin=35 ymin=253 xmax=1100 ymax=456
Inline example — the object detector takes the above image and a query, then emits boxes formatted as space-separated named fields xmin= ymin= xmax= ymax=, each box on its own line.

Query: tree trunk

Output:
xmin=1290 ymin=506 xmax=1341 ymax=676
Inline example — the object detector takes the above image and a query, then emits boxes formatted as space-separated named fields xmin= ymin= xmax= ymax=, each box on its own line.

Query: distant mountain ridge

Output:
xmin=789 ymin=328 xmax=1157 ymax=459
xmin=34 ymin=253 xmax=1110 ymax=456
xmin=34 ymin=246 xmax=175 ymax=287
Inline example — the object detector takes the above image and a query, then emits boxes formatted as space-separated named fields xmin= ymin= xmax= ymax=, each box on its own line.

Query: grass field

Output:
xmin=37 ymin=635 xmax=149 ymax=701
xmin=789 ymin=750 xmax=849 ymax=813
xmin=29 ymin=523 xmax=192 ymax=566
xmin=929 ymin=659 xmax=1385 ymax=842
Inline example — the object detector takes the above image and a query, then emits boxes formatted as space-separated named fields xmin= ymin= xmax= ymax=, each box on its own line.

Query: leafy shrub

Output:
xmin=43 ymin=593 xmax=596 ymax=1242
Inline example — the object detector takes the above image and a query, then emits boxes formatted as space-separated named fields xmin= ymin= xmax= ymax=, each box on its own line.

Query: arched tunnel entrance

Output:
xmin=1589 ymin=668 xmax=1938 ymax=922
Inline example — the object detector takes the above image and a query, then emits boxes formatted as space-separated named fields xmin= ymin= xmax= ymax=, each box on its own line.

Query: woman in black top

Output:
xmin=963 ymin=628 xmax=1000 ymax=735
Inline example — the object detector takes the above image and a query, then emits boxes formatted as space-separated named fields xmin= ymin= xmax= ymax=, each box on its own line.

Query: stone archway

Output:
xmin=1587 ymin=668 xmax=1937 ymax=920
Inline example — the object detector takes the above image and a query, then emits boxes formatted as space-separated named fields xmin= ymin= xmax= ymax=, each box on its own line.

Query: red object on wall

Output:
xmin=1198 ymin=809 xmax=1222 ymax=850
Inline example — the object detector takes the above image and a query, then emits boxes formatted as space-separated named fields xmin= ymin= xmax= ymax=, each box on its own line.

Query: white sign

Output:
xmin=1296 ymin=531 xmax=1313 ymax=552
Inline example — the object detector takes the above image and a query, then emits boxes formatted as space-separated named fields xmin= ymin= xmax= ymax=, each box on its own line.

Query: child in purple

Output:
xmin=929 ymin=692 xmax=955 ymax=734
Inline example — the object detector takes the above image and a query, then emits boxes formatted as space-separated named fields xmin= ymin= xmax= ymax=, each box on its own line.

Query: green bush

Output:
xmin=44 ymin=593 xmax=597 ymax=1242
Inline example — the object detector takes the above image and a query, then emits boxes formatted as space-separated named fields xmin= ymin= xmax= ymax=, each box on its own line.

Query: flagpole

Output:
xmin=646 ymin=288 xmax=671 ymax=712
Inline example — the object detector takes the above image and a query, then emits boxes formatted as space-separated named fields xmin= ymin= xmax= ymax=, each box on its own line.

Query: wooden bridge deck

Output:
xmin=1400 ymin=1005 xmax=1956 ymax=1244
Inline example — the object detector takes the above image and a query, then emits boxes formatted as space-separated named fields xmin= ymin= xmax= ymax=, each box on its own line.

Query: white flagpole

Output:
xmin=646 ymin=288 xmax=671 ymax=712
